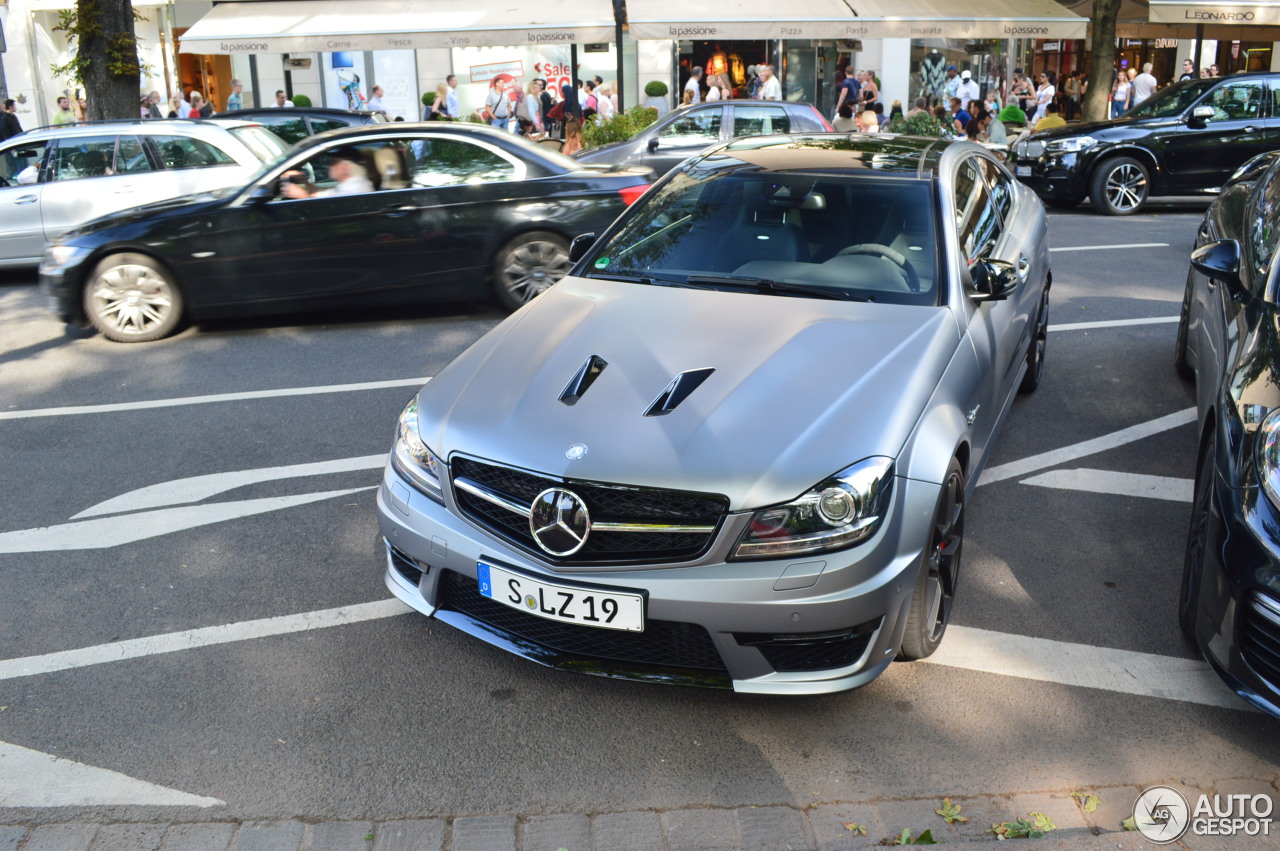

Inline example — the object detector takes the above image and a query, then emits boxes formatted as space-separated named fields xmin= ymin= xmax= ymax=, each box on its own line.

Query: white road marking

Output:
xmin=0 ymin=599 xmax=412 ymax=682
xmin=1051 ymin=316 xmax=1179 ymax=332
xmin=1021 ymin=468 xmax=1193 ymax=502
xmin=0 ymin=377 xmax=430 ymax=421
xmin=924 ymin=626 xmax=1249 ymax=712
xmin=1050 ymin=242 xmax=1170 ymax=252
xmin=74 ymin=455 xmax=387 ymax=518
xmin=0 ymin=740 xmax=224 ymax=808
xmin=0 ymin=488 xmax=374 ymax=554
xmin=979 ymin=407 xmax=1196 ymax=487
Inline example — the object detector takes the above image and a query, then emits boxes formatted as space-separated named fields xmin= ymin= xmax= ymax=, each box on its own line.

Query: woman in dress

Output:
xmin=1033 ymin=70 xmax=1055 ymax=124
xmin=428 ymin=83 xmax=448 ymax=120
xmin=860 ymin=71 xmax=880 ymax=106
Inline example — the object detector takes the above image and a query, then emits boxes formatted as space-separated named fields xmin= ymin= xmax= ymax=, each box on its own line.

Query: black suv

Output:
xmin=1009 ymin=73 xmax=1280 ymax=214
xmin=217 ymin=107 xmax=387 ymax=145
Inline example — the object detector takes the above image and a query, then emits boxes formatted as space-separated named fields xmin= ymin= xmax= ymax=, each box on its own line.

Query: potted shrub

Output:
xmin=291 ymin=94 xmax=312 ymax=108
xmin=643 ymin=80 xmax=669 ymax=117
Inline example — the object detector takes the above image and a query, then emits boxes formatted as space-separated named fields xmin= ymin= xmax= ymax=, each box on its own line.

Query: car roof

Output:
xmin=706 ymin=133 xmax=953 ymax=178
xmin=219 ymin=107 xmax=382 ymax=119
xmin=13 ymin=118 xmax=260 ymax=139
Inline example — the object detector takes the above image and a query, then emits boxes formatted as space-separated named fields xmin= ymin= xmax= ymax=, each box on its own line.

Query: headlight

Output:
xmin=391 ymin=398 xmax=445 ymax=503
xmin=1256 ymin=409 xmax=1280 ymax=509
xmin=731 ymin=457 xmax=894 ymax=560
xmin=1044 ymin=136 xmax=1097 ymax=154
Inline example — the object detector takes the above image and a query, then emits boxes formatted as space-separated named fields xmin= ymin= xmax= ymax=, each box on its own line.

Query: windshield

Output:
xmin=230 ymin=125 xmax=290 ymax=163
xmin=585 ymin=167 xmax=940 ymax=306
xmin=1125 ymin=78 xmax=1216 ymax=118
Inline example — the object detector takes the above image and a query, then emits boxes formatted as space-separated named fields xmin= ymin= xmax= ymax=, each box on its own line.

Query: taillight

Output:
xmin=618 ymin=184 xmax=648 ymax=206
xmin=813 ymin=106 xmax=834 ymax=132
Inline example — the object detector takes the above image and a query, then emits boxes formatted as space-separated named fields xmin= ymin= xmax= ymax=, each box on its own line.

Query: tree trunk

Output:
xmin=1082 ymin=0 xmax=1122 ymax=123
xmin=79 ymin=0 xmax=141 ymax=121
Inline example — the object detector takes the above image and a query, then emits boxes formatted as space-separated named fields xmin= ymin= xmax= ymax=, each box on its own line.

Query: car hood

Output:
xmin=416 ymin=276 xmax=959 ymax=510
xmin=1027 ymin=114 xmax=1177 ymax=142
xmin=571 ymin=139 xmax=637 ymax=164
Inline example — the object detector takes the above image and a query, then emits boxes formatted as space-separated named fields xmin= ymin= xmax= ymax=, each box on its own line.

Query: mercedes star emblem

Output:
xmin=565 ymin=443 xmax=588 ymax=460
xmin=529 ymin=488 xmax=591 ymax=556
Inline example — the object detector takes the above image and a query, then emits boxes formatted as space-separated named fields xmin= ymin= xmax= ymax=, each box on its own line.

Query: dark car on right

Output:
xmin=572 ymin=100 xmax=830 ymax=176
xmin=217 ymin=106 xmax=388 ymax=145
xmin=1176 ymin=149 xmax=1280 ymax=718
xmin=1010 ymin=73 xmax=1280 ymax=215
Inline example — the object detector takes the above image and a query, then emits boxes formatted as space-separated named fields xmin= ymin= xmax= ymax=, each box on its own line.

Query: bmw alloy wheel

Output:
xmin=494 ymin=231 xmax=571 ymax=311
xmin=1091 ymin=156 xmax=1149 ymax=215
xmin=83 ymin=253 xmax=184 ymax=343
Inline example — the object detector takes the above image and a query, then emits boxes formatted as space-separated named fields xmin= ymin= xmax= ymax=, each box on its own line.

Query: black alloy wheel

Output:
xmin=1174 ymin=268 xmax=1195 ymax=381
xmin=900 ymin=458 xmax=965 ymax=660
xmin=1019 ymin=292 xmax=1049 ymax=394
xmin=1179 ymin=429 xmax=1215 ymax=643
xmin=1090 ymin=156 xmax=1150 ymax=216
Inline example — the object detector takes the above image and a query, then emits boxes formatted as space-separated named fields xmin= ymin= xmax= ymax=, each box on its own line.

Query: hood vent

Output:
xmin=644 ymin=368 xmax=715 ymax=417
xmin=559 ymin=355 xmax=608 ymax=406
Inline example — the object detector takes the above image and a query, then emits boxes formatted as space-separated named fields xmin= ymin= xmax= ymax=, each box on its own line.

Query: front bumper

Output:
xmin=376 ymin=460 xmax=941 ymax=695
xmin=1010 ymin=151 xmax=1088 ymax=201
xmin=1190 ymin=468 xmax=1280 ymax=717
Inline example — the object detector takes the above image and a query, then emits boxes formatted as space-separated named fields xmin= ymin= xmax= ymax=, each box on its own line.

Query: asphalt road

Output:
xmin=2 ymin=200 xmax=1277 ymax=830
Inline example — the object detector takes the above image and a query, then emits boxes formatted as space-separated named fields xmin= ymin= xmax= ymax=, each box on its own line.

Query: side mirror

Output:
xmin=968 ymin=258 xmax=1019 ymax=302
xmin=1190 ymin=238 xmax=1242 ymax=287
xmin=1189 ymin=105 xmax=1215 ymax=126
xmin=569 ymin=233 xmax=597 ymax=263
xmin=248 ymin=182 xmax=276 ymax=205
xmin=647 ymin=136 xmax=660 ymax=152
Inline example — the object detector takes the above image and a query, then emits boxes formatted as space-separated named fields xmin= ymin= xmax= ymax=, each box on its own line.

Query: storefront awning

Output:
xmin=1148 ymin=0 xmax=1280 ymax=25
xmin=1060 ymin=0 xmax=1280 ymax=42
xmin=178 ymin=0 xmax=617 ymax=54
xmin=624 ymin=0 xmax=1088 ymax=41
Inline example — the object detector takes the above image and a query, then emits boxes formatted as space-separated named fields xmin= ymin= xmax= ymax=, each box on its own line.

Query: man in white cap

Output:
xmin=956 ymin=69 xmax=980 ymax=104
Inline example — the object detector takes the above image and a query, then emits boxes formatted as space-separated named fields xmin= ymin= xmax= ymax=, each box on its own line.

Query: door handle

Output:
xmin=385 ymin=205 xmax=418 ymax=218
xmin=1245 ymin=126 xmax=1258 ymax=133
xmin=1017 ymin=256 xmax=1031 ymax=281
xmin=14 ymin=195 xmax=37 ymax=205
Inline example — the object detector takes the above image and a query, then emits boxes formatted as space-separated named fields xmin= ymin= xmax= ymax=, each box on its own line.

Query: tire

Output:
xmin=1180 ymin=429 xmax=1215 ymax=644
xmin=1174 ymin=269 xmax=1195 ymax=381
xmin=491 ymin=231 xmax=571 ymax=312
xmin=1018 ymin=292 xmax=1049 ymax=394
xmin=1090 ymin=156 xmax=1150 ymax=216
xmin=899 ymin=458 xmax=965 ymax=661
xmin=82 ymin=253 xmax=184 ymax=343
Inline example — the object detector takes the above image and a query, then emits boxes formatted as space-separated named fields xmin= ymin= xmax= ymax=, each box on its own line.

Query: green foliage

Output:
xmin=1121 ymin=816 xmax=1138 ymax=831
xmin=935 ymin=798 xmax=969 ymax=824
xmin=1070 ymin=791 xmax=1099 ymax=814
xmin=580 ymin=105 xmax=659 ymax=151
xmin=885 ymin=112 xmax=949 ymax=138
xmin=989 ymin=812 xmax=1056 ymax=839
xmin=465 ymin=112 xmax=486 ymax=124
xmin=291 ymin=94 xmax=313 ymax=107
xmin=51 ymin=2 xmax=147 ymax=84
xmin=879 ymin=828 xmax=939 ymax=845
xmin=422 ymin=91 xmax=433 ymax=106
xmin=644 ymin=80 xmax=669 ymax=97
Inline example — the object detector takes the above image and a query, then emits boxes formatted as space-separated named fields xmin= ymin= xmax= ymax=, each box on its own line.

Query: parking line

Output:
xmin=1020 ymin=468 xmax=1193 ymax=503
xmin=1050 ymin=316 xmax=1178 ymax=332
xmin=0 ymin=377 xmax=431 ymax=421
xmin=1050 ymin=242 xmax=1170 ymax=252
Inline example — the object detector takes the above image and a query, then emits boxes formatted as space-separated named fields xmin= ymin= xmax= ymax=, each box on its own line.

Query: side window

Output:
xmin=257 ymin=115 xmax=311 ymax=145
xmin=954 ymin=159 xmax=1002 ymax=262
xmin=116 ymin=136 xmax=154 ymax=174
xmin=308 ymin=118 xmax=349 ymax=135
xmin=149 ymin=135 xmax=237 ymax=170
xmin=408 ymin=138 xmax=518 ymax=187
xmin=1207 ymin=81 xmax=1264 ymax=121
xmin=977 ymin=158 xmax=1013 ymax=221
xmin=0 ymin=139 xmax=50 ymax=186
xmin=50 ymin=136 xmax=119 ymax=181
xmin=658 ymin=109 xmax=722 ymax=144
xmin=732 ymin=106 xmax=792 ymax=138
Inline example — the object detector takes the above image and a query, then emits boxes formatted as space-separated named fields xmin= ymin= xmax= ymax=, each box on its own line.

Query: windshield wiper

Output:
xmin=685 ymin=275 xmax=870 ymax=302
xmin=584 ymin=272 xmax=715 ymax=290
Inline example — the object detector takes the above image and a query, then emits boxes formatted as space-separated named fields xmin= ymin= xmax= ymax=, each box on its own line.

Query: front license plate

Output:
xmin=1015 ymin=165 xmax=1032 ymax=177
xmin=477 ymin=561 xmax=645 ymax=632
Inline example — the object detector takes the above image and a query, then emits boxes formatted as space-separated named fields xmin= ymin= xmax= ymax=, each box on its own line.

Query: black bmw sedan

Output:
xmin=39 ymin=123 xmax=650 ymax=342
xmin=1176 ymin=150 xmax=1280 ymax=718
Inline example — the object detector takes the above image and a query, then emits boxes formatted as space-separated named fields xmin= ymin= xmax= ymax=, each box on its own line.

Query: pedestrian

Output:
xmin=1179 ymin=58 xmax=1196 ymax=81
xmin=906 ymin=97 xmax=928 ymax=118
xmin=987 ymin=107 xmax=1008 ymax=145
xmin=485 ymin=77 xmax=514 ymax=130
xmin=706 ymin=74 xmax=722 ymax=102
xmin=1063 ymin=71 xmax=1080 ymax=121
xmin=1132 ymin=62 xmax=1158 ymax=107
xmin=52 ymin=96 xmax=75 ymax=126
xmin=1111 ymin=70 xmax=1131 ymax=118
xmin=1035 ymin=101 xmax=1066 ymax=132
xmin=889 ymin=99 xmax=903 ymax=122
xmin=874 ymin=102 xmax=888 ymax=129
xmin=1210 ymin=64 xmax=1220 ymax=77
xmin=964 ymin=110 xmax=990 ymax=142
xmin=537 ymin=78 xmax=553 ymax=128
xmin=367 ymin=85 xmax=386 ymax=114
xmin=860 ymin=70 xmax=880 ymax=106
xmin=956 ymin=69 xmax=980 ymax=104
xmin=855 ymin=106 xmax=879 ymax=133
xmin=76 ymin=96 xmax=88 ymax=123
xmin=944 ymin=65 xmax=961 ymax=101
xmin=949 ymin=97 xmax=971 ymax=136
xmin=140 ymin=95 xmax=152 ymax=119
xmin=518 ymin=78 xmax=545 ymax=137
xmin=445 ymin=75 xmax=459 ymax=119
xmin=166 ymin=94 xmax=182 ymax=118
xmin=226 ymin=79 xmax=244 ymax=112
xmin=1033 ymin=70 xmax=1055 ymax=123
xmin=0 ymin=100 xmax=22 ymax=141
xmin=560 ymin=83 xmax=583 ymax=155
xmin=147 ymin=91 xmax=163 ymax=118
xmin=190 ymin=91 xmax=214 ymax=118
xmin=427 ymin=83 xmax=449 ymax=120
xmin=582 ymin=79 xmax=599 ymax=120
xmin=757 ymin=64 xmax=781 ymax=100
xmin=832 ymin=102 xmax=858 ymax=131
xmin=268 ymin=90 xmax=293 ymax=108
xmin=833 ymin=64 xmax=861 ymax=117
xmin=684 ymin=66 xmax=703 ymax=104
xmin=1009 ymin=70 xmax=1033 ymax=115
xmin=595 ymin=83 xmax=615 ymax=120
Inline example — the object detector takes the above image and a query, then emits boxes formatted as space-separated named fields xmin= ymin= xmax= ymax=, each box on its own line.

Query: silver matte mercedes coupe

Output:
xmin=377 ymin=134 xmax=1051 ymax=695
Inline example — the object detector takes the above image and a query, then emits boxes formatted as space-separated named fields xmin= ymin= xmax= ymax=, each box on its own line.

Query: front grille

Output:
xmin=736 ymin=620 xmax=881 ymax=672
xmin=450 ymin=456 xmax=728 ymax=565
xmin=1241 ymin=592 xmax=1280 ymax=690
xmin=437 ymin=570 xmax=728 ymax=673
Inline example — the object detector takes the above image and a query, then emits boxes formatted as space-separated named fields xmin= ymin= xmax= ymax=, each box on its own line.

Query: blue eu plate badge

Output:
xmin=477 ymin=562 xmax=492 ymax=598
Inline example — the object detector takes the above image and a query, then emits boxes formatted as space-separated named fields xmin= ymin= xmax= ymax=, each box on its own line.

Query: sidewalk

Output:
xmin=5 ymin=779 xmax=1275 ymax=850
